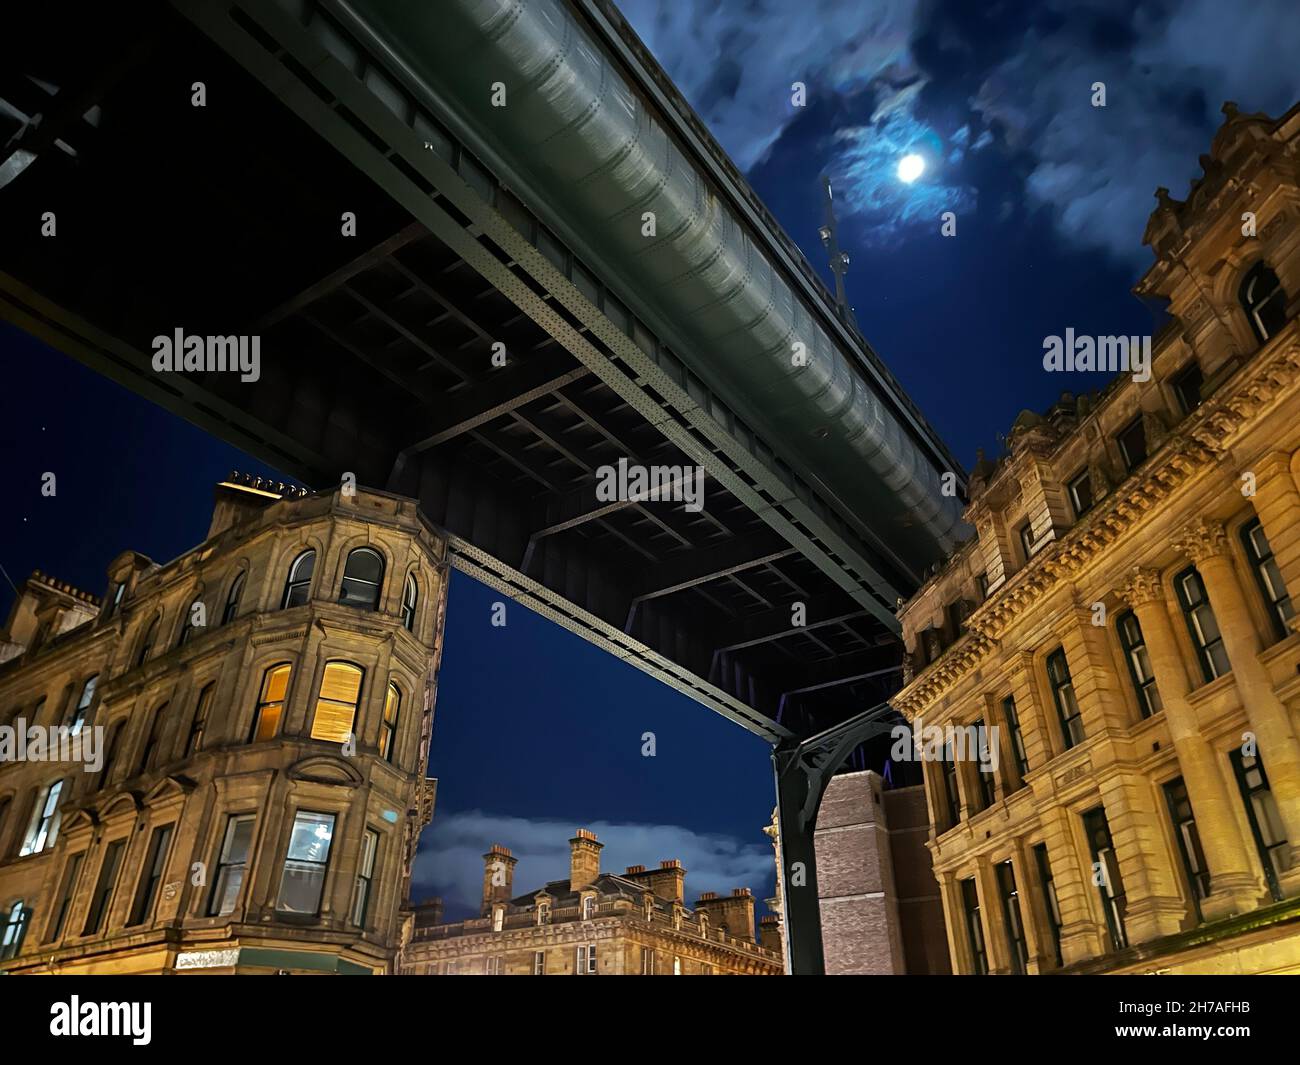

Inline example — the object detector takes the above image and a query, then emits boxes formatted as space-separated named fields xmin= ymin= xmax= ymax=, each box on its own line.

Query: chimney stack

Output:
xmin=622 ymin=859 xmax=686 ymax=904
xmin=759 ymin=914 xmax=783 ymax=953
xmin=569 ymin=829 xmax=603 ymax=892
xmin=694 ymin=887 xmax=756 ymax=942
xmin=481 ymin=844 xmax=517 ymax=916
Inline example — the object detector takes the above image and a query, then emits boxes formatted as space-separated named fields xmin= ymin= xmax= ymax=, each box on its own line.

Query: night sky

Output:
xmin=3 ymin=0 xmax=1298 ymax=920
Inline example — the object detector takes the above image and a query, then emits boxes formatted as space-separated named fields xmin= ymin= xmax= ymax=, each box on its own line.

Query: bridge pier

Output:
xmin=773 ymin=702 xmax=902 ymax=975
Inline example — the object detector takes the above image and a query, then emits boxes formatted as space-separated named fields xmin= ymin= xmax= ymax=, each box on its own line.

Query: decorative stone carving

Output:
xmin=1117 ymin=567 xmax=1164 ymax=608
xmin=1173 ymin=518 xmax=1229 ymax=563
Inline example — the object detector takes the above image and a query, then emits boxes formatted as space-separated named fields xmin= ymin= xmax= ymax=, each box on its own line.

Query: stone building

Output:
xmin=0 ymin=474 xmax=446 ymax=974
xmin=401 ymin=829 xmax=782 ymax=975
xmin=893 ymin=101 xmax=1300 ymax=974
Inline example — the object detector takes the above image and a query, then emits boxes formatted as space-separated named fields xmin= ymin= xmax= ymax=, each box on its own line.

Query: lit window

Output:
xmin=282 ymin=550 xmax=316 ymax=609
xmin=104 ymin=581 xmax=125 ymax=620
xmin=20 ymin=779 xmax=64 ymax=855
xmin=351 ymin=828 xmax=379 ymax=928
xmin=379 ymin=683 xmax=401 ymax=763
xmin=673 ymin=956 xmax=682 ymax=975
xmin=221 ymin=572 xmax=245 ymax=625
xmin=250 ymin=664 xmax=292 ymax=742
xmin=278 ymin=810 xmax=336 ymax=916
xmin=0 ymin=901 xmax=32 ymax=961
xmin=1239 ymin=262 xmax=1287 ymax=344
xmin=1242 ymin=518 xmax=1294 ymax=642
xmin=209 ymin=814 xmax=256 ymax=916
xmin=493 ymin=906 xmax=504 ymax=932
xmin=401 ymin=574 xmax=418 ymax=632
xmin=339 ymin=548 xmax=384 ymax=610
xmin=1175 ymin=567 xmax=1231 ymax=682
xmin=1116 ymin=611 xmax=1162 ymax=717
xmin=310 ymin=662 xmax=364 ymax=743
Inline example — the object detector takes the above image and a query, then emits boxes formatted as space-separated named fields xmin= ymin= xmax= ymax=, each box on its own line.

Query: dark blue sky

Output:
xmin=3 ymin=0 xmax=1298 ymax=918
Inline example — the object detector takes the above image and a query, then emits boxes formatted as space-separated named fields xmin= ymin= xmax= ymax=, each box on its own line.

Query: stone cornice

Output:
xmin=894 ymin=322 xmax=1300 ymax=712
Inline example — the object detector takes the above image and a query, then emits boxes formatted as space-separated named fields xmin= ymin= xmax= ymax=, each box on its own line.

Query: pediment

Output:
xmin=98 ymin=790 xmax=142 ymax=821
xmin=287 ymin=755 xmax=364 ymax=787
xmin=141 ymin=774 xmax=197 ymax=804
xmin=61 ymin=807 xmax=99 ymax=835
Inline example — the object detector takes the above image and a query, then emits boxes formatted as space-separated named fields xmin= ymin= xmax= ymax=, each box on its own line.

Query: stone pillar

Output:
xmin=1250 ymin=450 xmax=1300 ymax=599
xmin=1093 ymin=773 xmax=1187 ymax=942
xmin=1054 ymin=605 xmax=1133 ymax=734
xmin=1117 ymin=567 xmax=1263 ymax=917
xmin=1009 ymin=840 xmax=1050 ymax=974
xmin=935 ymin=870 xmax=971 ymax=974
xmin=1037 ymin=807 xmax=1107 ymax=964
xmin=1175 ymin=518 xmax=1300 ymax=888
xmin=973 ymin=856 xmax=1011 ymax=974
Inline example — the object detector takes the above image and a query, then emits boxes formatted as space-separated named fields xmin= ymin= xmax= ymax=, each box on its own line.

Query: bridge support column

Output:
xmin=772 ymin=702 xmax=902 ymax=975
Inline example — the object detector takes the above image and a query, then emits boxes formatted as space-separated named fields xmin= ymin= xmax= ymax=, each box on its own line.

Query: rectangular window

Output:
xmin=128 ymin=823 xmax=174 ymax=926
xmin=1242 ymin=518 xmax=1294 ymax=642
xmin=996 ymin=860 xmax=1028 ymax=975
xmin=1117 ymin=416 xmax=1147 ymax=471
xmin=1018 ymin=520 xmax=1036 ymax=561
xmin=940 ymin=745 xmax=962 ymax=828
xmin=44 ymin=853 xmax=84 ymax=943
xmin=1175 ymin=567 xmax=1231 ymax=682
xmin=533 ymin=950 xmax=546 ymax=975
xmin=641 ymin=946 xmax=656 ymax=975
xmin=1163 ymin=777 xmax=1209 ymax=923
xmin=0 ymin=902 xmax=31 ymax=961
xmin=1116 ymin=611 xmax=1163 ymax=717
xmin=278 ymin=811 xmax=336 ymax=916
xmin=1067 ymin=469 xmax=1094 ymax=518
xmin=1033 ymin=843 xmax=1063 ymax=967
xmin=187 ymin=683 xmax=214 ymax=756
xmin=976 ymin=572 xmax=989 ymax=601
xmin=19 ymin=779 xmax=64 ymax=856
xmin=973 ymin=719 xmax=997 ymax=810
xmin=485 ymin=956 xmax=502 ymax=975
xmin=1002 ymin=696 xmax=1030 ymax=781
xmin=1230 ymin=748 xmax=1290 ymax=901
xmin=1083 ymin=807 xmax=1128 ymax=951
xmin=576 ymin=943 xmax=597 ymax=974
xmin=1045 ymin=649 xmax=1085 ymax=749
xmin=351 ymin=829 xmax=379 ymax=928
xmin=959 ymin=877 xmax=988 ymax=975
xmin=537 ymin=902 xmax=551 ymax=925
xmin=209 ymin=813 xmax=256 ymax=916
xmin=82 ymin=839 xmax=126 ymax=935
xmin=97 ymin=722 xmax=123 ymax=793
xmin=251 ymin=664 xmax=292 ymax=743
xmin=1172 ymin=361 xmax=1204 ymax=415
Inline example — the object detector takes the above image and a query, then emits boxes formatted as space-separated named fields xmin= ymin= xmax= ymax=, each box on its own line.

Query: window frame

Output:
xmin=1082 ymin=806 xmax=1128 ymax=952
xmin=1174 ymin=566 xmax=1231 ymax=683
xmin=959 ymin=876 xmax=988 ymax=975
xmin=1171 ymin=360 xmax=1204 ymax=416
xmin=1241 ymin=518 xmax=1294 ymax=643
xmin=1162 ymin=776 xmax=1209 ymax=924
xmin=1067 ymin=468 xmax=1094 ymax=518
xmin=1229 ymin=748 xmax=1288 ymax=901
xmin=401 ymin=573 xmax=418 ymax=632
xmin=1116 ymin=415 xmax=1147 ymax=472
xmin=281 ymin=549 xmax=317 ymax=610
xmin=44 ymin=852 xmax=84 ymax=943
xmin=82 ymin=837 xmax=127 ymax=936
xmin=208 ymin=813 xmax=257 ymax=917
xmin=1033 ymin=843 xmax=1063 ymax=968
xmin=996 ymin=859 xmax=1028 ymax=975
xmin=1239 ymin=261 xmax=1287 ymax=344
xmin=277 ymin=809 xmax=337 ymax=918
xmin=310 ymin=661 xmax=365 ymax=744
xmin=250 ymin=663 xmax=293 ymax=743
xmin=1045 ymin=648 xmax=1085 ymax=750
xmin=20 ymin=778 xmax=64 ymax=856
xmin=339 ymin=547 xmax=385 ymax=611
xmin=128 ymin=823 xmax=175 ymax=926
xmin=0 ymin=900 xmax=31 ymax=961
xmin=351 ymin=828 xmax=380 ymax=928
xmin=1001 ymin=695 xmax=1030 ymax=781
xmin=379 ymin=682 xmax=401 ymax=763
xmin=1115 ymin=610 xmax=1162 ymax=718
xmin=221 ymin=571 xmax=246 ymax=626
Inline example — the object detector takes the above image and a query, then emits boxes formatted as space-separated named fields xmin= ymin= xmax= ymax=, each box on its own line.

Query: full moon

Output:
xmin=897 ymin=153 xmax=925 ymax=184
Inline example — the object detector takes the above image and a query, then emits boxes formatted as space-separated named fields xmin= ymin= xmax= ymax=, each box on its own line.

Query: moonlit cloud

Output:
xmin=412 ymin=809 xmax=776 ymax=920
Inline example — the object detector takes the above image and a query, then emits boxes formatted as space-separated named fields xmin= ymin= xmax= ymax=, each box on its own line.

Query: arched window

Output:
xmin=282 ymin=550 xmax=316 ymax=609
xmin=178 ymin=598 xmax=204 ymax=646
xmin=222 ymin=571 xmax=246 ymax=626
xmin=66 ymin=676 xmax=97 ymax=734
xmin=0 ymin=900 xmax=31 ymax=961
xmin=380 ymin=683 xmax=401 ymax=763
xmin=138 ymin=703 xmax=169 ymax=774
xmin=1240 ymin=262 xmax=1287 ymax=343
xmin=401 ymin=574 xmax=418 ymax=632
xmin=339 ymin=548 xmax=384 ymax=611
xmin=136 ymin=616 xmax=159 ymax=667
xmin=310 ymin=661 xmax=364 ymax=743
xmin=250 ymin=664 xmax=292 ymax=743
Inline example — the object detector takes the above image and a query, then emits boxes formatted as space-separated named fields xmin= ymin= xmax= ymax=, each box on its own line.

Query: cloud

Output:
xmin=619 ymin=0 xmax=925 ymax=171
xmin=972 ymin=0 xmax=1300 ymax=269
xmin=412 ymin=809 xmax=776 ymax=919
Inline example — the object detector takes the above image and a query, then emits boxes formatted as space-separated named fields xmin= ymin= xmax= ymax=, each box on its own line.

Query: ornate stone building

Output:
xmin=894 ymin=101 xmax=1300 ymax=974
xmin=0 ymin=474 xmax=446 ymax=974
xmin=401 ymin=829 xmax=782 ymax=975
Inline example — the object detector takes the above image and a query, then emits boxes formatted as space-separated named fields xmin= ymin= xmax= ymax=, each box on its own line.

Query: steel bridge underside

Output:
xmin=0 ymin=0 xmax=951 ymax=972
